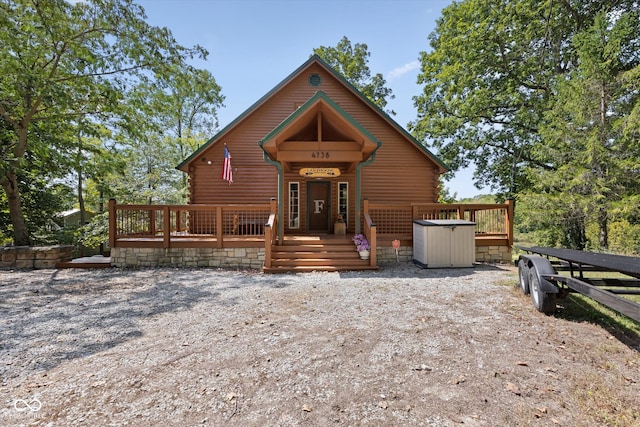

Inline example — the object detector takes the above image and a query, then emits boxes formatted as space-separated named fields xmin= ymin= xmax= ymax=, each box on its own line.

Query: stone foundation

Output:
xmin=0 ymin=245 xmax=74 ymax=269
xmin=111 ymin=245 xmax=511 ymax=269
xmin=376 ymin=246 xmax=414 ymax=263
xmin=111 ymin=247 xmax=264 ymax=269
xmin=475 ymin=245 xmax=513 ymax=263
xmin=377 ymin=245 xmax=513 ymax=264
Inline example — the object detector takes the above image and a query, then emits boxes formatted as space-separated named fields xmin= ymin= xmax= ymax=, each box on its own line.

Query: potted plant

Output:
xmin=352 ymin=234 xmax=370 ymax=259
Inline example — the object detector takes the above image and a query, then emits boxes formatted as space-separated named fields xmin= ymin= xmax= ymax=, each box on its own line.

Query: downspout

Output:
xmin=259 ymin=141 xmax=284 ymax=243
xmin=355 ymin=141 xmax=382 ymax=234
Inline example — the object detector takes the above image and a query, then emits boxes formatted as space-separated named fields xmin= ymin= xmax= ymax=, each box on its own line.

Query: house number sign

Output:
xmin=311 ymin=151 xmax=330 ymax=159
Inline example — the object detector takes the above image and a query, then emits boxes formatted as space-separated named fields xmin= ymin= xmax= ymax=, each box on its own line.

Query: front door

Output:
xmin=307 ymin=181 xmax=330 ymax=232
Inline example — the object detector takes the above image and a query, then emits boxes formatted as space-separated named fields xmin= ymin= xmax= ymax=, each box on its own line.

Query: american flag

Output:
xmin=222 ymin=144 xmax=233 ymax=183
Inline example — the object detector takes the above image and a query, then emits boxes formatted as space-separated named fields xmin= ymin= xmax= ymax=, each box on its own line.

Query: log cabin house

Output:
xmin=109 ymin=56 xmax=513 ymax=272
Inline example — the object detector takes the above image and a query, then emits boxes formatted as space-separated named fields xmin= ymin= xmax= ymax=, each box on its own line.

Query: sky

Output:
xmin=135 ymin=0 xmax=482 ymax=199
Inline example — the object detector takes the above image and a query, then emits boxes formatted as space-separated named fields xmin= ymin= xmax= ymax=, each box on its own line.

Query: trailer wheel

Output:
xmin=517 ymin=258 xmax=530 ymax=295
xmin=529 ymin=268 xmax=557 ymax=314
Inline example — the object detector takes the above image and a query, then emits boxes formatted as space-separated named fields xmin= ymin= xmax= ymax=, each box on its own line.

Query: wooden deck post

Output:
xmin=362 ymin=198 xmax=378 ymax=267
xmin=270 ymin=197 xmax=279 ymax=245
xmin=506 ymin=199 xmax=514 ymax=247
xmin=369 ymin=223 xmax=377 ymax=267
xmin=216 ymin=206 xmax=223 ymax=248
xmin=108 ymin=198 xmax=116 ymax=249
xmin=163 ymin=205 xmax=170 ymax=248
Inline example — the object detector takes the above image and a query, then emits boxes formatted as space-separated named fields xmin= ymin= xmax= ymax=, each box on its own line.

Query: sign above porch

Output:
xmin=299 ymin=167 xmax=341 ymax=178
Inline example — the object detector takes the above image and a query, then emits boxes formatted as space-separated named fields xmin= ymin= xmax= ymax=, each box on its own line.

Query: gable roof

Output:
xmin=177 ymin=54 xmax=448 ymax=172
xmin=259 ymin=90 xmax=381 ymax=173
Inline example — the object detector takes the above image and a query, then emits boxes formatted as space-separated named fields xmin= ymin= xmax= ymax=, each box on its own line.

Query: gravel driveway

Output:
xmin=1 ymin=263 xmax=638 ymax=426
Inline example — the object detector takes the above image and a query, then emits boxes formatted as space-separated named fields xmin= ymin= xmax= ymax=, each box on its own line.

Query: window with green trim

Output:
xmin=289 ymin=182 xmax=300 ymax=229
xmin=338 ymin=182 xmax=348 ymax=227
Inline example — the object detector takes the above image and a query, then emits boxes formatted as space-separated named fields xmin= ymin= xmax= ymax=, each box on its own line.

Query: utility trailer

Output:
xmin=517 ymin=246 xmax=640 ymax=323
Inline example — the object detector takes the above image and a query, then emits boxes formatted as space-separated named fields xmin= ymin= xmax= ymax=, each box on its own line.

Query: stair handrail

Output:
xmin=363 ymin=198 xmax=377 ymax=267
xmin=264 ymin=198 xmax=278 ymax=268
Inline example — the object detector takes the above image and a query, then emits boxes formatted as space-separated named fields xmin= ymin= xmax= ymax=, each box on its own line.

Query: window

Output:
xmin=289 ymin=182 xmax=300 ymax=229
xmin=338 ymin=182 xmax=348 ymax=227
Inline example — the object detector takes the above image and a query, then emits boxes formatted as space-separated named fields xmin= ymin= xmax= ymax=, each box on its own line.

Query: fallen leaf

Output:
xmin=505 ymin=382 xmax=521 ymax=395
xmin=451 ymin=375 xmax=466 ymax=385
xmin=448 ymin=414 xmax=464 ymax=424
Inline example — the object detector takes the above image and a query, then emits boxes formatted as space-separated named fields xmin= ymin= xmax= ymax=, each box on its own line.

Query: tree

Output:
xmin=313 ymin=37 xmax=395 ymax=114
xmin=531 ymin=9 xmax=640 ymax=249
xmin=410 ymin=0 xmax=637 ymax=198
xmin=0 ymin=0 xmax=207 ymax=245
xmin=126 ymin=65 xmax=225 ymax=195
xmin=411 ymin=0 xmax=640 ymax=250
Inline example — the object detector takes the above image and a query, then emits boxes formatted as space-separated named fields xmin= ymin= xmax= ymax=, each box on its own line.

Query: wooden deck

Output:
xmin=56 ymin=255 xmax=113 ymax=269
xmin=104 ymin=200 xmax=513 ymax=271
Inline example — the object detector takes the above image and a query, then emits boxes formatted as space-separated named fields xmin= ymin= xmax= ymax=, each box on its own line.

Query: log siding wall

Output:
xmin=185 ymin=62 xmax=443 ymax=232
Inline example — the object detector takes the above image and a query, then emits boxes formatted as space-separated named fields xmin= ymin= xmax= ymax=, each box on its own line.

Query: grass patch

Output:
xmin=570 ymin=372 xmax=640 ymax=427
xmin=555 ymin=292 xmax=640 ymax=350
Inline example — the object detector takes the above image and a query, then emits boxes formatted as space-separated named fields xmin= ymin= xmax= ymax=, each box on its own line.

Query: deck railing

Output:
xmin=263 ymin=198 xmax=278 ymax=269
xmin=108 ymin=199 xmax=272 ymax=249
xmin=366 ymin=200 xmax=513 ymax=247
xmin=109 ymin=199 xmax=513 ymax=253
xmin=362 ymin=199 xmax=377 ymax=267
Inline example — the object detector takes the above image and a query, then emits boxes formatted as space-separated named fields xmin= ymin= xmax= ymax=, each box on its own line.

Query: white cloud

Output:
xmin=387 ymin=60 xmax=420 ymax=80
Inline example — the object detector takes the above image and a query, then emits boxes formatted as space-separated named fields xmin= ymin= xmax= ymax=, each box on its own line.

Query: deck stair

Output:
xmin=264 ymin=235 xmax=377 ymax=273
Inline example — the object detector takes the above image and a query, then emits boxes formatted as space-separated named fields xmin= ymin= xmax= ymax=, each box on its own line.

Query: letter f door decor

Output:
xmin=307 ymin=182 xmax=330 ymax=232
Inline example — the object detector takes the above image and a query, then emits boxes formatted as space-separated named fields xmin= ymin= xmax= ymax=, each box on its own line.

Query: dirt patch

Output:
xmin=1 ymin=263 xmax=638 ymax=426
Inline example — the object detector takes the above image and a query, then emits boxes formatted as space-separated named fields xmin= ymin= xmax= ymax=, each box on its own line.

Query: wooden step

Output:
xmin=273 ymin=246 xmax=356 ymax=251
xmin=56 ymin=256 xmax=112 ymax=269
xmin=271 ymin=257 xmax=367 ymax=266
xmin=265 ymin=235 xmax=376 ymax=273
xmin=271 ymin=252 xmax=361 ymax=260
xmin=263 ymin=265 xmax=378 ymax=273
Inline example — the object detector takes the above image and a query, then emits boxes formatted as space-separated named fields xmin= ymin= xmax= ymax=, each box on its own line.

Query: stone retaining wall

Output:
xmin=475 ymin=245 xmax=513 ymax=263
xmin=377 ymin=245 xmax=512 ymax=264
xmin=111 ymin=247 xmax=264 ymax=269
xmin=376 ymin=246 xmax=414 ymax=263
xmin=0 ymin=245 xmax=74 ymax=269
xmin=113 ymin=245 xmax=511 ymax=269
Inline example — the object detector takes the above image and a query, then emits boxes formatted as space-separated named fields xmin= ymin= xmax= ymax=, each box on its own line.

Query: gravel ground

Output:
xmin=1 ymin=263 xmax=639 ymax=426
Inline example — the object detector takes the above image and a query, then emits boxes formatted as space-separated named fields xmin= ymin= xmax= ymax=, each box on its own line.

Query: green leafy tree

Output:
xmin=123 ymin=66 xmax=225 ymax=198
xmin=530 ymin=10 xmax=640 ymax=249
xmin=313 ymin=37 xmax=395 ymax=114
xmin=0 ymin=0 xmax=207 ymax=245
xmin=410 ymin=0 xmax=637 ymax=198
xmin=412 ymin=0 xmax=640 ymax=251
